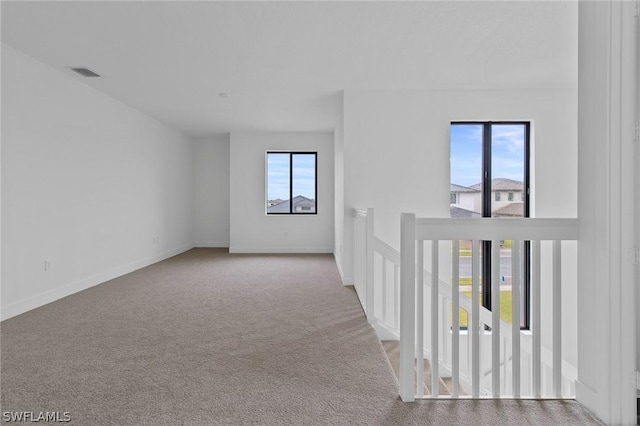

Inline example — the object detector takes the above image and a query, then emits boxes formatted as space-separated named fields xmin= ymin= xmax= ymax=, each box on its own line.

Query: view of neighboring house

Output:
xmin=450 ymin=183 xmax=478 ymax=211
xmin=451 ymin=178 xmax=525 ymax=218
xmin=267 ymin=195 xmax=316 ymax=213
xmin=267 ymin=198 xmax=285 ymax=208
xmin=492 ymin=202 xmax=525 ymax=217
xmin=450 ymin=205 xmax=482 ymax=218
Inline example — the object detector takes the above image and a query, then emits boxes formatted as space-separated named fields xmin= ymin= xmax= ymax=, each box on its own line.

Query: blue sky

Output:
xmin=450 ymin=124 xmax=525 ymax=187
xmin=267 ymin=153 xmax=316 ymax=200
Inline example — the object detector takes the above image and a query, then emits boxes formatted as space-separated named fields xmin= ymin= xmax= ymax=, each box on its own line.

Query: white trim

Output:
xmin=194 ymin=241 xmax=230 ymax=248
xmin=333 ymin=253 xmax=353 ymax=286
xmin=342 ymin=274 xmax=355 ymax=286
xmin=228 ymin=246 xmax=333 ymax=254
xmin=1 ymin=244 xmax=194 ymax=321
xmin=414 ymin=218 xmax=578 ymax=241
xmin=575 ymin=380 xmax=604 ymax=423
xmin=373 ymin=322 xmax=399 ymax=341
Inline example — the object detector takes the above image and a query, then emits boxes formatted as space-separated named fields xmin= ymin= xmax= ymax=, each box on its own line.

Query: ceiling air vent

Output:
xmin=69 ymin=67 xmax=101 ymax=77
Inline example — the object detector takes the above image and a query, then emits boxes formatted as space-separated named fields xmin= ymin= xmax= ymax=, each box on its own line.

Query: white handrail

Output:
xmin=414 ymin=217 xmax=578 ymax=241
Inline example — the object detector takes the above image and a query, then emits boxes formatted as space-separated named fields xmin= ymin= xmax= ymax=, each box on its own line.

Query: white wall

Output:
xmin=635 ymin=0 xmax=640 ymax=399
xmin=339 ymin=87 xmax=579 ymax=370
xmin=334 ymin=92 xmax=347 ymax=282
xmin=636 ymin=9 xmax=640 ymax=398
xmin=1 ymin=45 xmax=195 ymax=320
xmin=229 ymin=132 xmax=334 ymax=253
xmin=576 ymin=2 xmax=637 ymax=424
xmin=194 ymin=135 xmax=230 ymax=247
xmin=341 ymin=88 xmax=577 ymax=251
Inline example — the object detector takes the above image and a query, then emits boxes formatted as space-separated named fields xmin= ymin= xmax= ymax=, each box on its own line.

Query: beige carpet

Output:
xmin=1 ymin=248 xmax=602 ymax=425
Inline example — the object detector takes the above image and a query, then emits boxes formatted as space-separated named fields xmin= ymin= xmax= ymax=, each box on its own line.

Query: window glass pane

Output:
xmin=292 ymin=154 xmax=316 ymax=213
xmin=450 ymin=124 xmax=483 ymax=218
xmin=451 ymin=125 xmax=484 ymax=314
xmin=491 ymin=124 xmax=526 ymax=327
xmin=491 ymin=124 xmax=525 ymax=218
xmin=267 ymin=153 xmax=290 ymax=212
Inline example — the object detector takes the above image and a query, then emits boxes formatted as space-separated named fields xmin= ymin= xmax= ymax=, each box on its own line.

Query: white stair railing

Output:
xmin=398 ymin=214 xmax=579 ymax=401
xmin=353 ymin=209 xmax=578 ymax=401
xmin=353 ymin=208 xmax=375 ymax=326
xmin=353 ymin=208 xmax=399 ymax=338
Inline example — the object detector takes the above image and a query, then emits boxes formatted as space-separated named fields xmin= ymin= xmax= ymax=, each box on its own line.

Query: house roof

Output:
xmin=450 ymin=206 xmax=482 ymax=218
xmin=492 ymin=202 xmax=525 ymax=217
xmin=267 ymin=195 xmax=315 ymax=213
xmin=469 ymin=178 xmax=524 ymax=192
xmin=450 ymin=184 xmax=478 ymax=193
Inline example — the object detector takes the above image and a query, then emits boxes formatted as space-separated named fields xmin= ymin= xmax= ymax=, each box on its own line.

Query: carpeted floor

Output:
xmin=1 ymin=248 xmax=603 ymax=425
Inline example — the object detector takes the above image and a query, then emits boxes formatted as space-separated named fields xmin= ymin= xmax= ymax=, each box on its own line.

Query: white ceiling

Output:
xmin=1 ymin=1 xmax=578 ymax=138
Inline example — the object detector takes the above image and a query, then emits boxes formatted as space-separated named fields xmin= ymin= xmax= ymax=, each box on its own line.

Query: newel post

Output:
xmin=399 ymin=213 xmax=416 ymax=402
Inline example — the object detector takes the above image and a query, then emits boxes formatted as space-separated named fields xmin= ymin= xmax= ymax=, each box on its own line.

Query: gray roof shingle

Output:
xmin=469 ymin=178 xmax=523 ymax=191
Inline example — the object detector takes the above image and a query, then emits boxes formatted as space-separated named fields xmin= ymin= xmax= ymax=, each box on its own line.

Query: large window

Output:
xmin=266 ymin=152 xmax=317 ymax=215
xmin=450 ymin=122 xmax=530 ymax=329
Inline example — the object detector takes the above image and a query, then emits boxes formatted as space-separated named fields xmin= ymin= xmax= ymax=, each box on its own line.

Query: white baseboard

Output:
xmin=333 ymin=253 xmax=354 ymax=285
xmin=372 ymin=321 xmax=399 ymax=341
xmin=575 ymin=380 xmax=605 ymax=424
xmin=228 ymin=247 xmax=333 ymax=254
xmin=1 ymin=244 xmax=194 ymax=321
xmin=194 ymin=240 xmax=229 ymax=248
xmin=333 ymin=253 xmax=347 ymax=285
xmin=342 ymin=275 xmax=355 ymax=286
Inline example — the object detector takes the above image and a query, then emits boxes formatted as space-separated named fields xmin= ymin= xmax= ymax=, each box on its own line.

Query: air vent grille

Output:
xmin=70 ymin=67 xmax=101 ymax=77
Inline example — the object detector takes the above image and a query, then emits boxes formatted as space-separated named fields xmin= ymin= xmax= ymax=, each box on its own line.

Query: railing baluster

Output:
xmin=416 ymin=241 xmax=425 ymax=397
xmin=431 ymin=240 xmax=439 ymax=397
xmin=399 ymin=213 xmax=416 ymax=402
xmin=354 ymin=222 xmax=360 ymax=299
xmin=471 ymin=239 xmax=480 ymax=398
xmin=394 ymin=264 xmax=400 ymax=331
xmin=382 ymin=259 xmax=387 ymax=324
xmin=503 ymin=335 xmax=507 ymax=393
xmin=552 ymin=240 xmax=562 ymax=398
xmin=451 ymin=240 xmax=460 ymax=398
xmin=532 ymin=240 xmax=542 ymax=397
xmin=365 ymin=208 xmax=375 ymax=324
xmin=491 ymin=240 xmax=501 ymax=396
xmin=512 ymin=240 xmax=521 ymax=397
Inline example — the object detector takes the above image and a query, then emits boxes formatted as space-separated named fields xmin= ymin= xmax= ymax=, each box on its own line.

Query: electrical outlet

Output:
xmin=44 ymin=260 xmax=52 ymax=271
xmin=152 ymin=236 xmax=158 ymax=244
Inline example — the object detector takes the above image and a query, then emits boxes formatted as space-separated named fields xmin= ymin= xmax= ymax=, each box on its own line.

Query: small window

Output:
xmin=508 ymin=192 xmax=514 ymax=201
xmin=266 ymin=152 xmax=317 ymax=215
xmin=495 ymin=192 xmax=501 ymax=201
xmin=450 ymin=193 xmax=457 ymax=204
